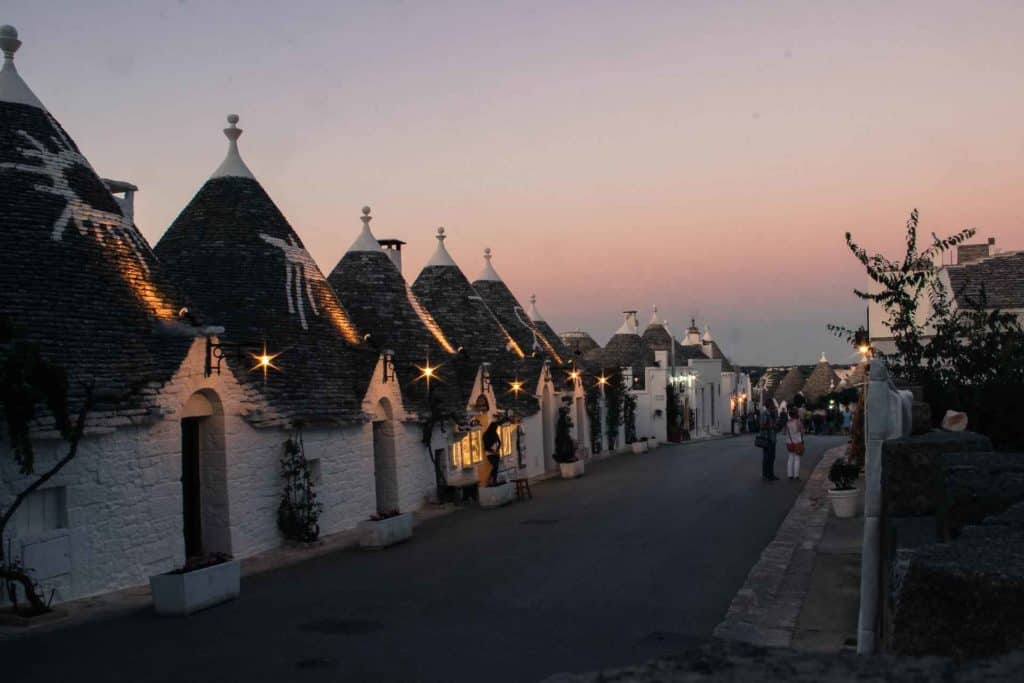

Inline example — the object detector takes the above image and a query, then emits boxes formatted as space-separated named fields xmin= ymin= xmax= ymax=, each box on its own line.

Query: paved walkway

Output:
xmin=2 ymin=435 xmax=842 ymax=683
xmin=713 ymin=445 xmax=847 ymax=648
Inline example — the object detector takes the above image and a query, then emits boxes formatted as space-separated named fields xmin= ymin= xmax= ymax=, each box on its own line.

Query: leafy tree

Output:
xmin=831 ymin=209 xmax=974 ymax=382
xmin=834 ymin=210 xmax=1023 ymax=450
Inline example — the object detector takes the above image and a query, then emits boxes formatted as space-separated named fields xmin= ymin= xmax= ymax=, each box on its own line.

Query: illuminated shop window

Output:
xmin=450 ymin=431 xmax=483 ymax=469
xmin=498 ymin=423 xmax=516 ymax=457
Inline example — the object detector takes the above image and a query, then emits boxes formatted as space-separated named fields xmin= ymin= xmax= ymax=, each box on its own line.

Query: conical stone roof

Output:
xmin=412 ymin=229 xmax=530 ymax=412
xmin=0 ymin=26 xmax=193 ymax=411
xmin=327 ymin=207 xmax=461 ymax=416
xmin=526 ymin=295 xmax=572 ymax=362
xmin=802 ymin=355 xmax=841 ymax=404
xmin=561 ymin=330 xmax=600 ymax=357
xmin=471 ymin=250 xmax=564 ymax=364
xmin=773 ymin=366 xmax=808 ymax=404
xmin=155 ymin=116 xmax=377 ymax=424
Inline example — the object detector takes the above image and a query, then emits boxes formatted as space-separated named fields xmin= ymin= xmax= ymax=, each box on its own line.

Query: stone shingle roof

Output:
xmin=773 ymin=366 xmax=807 ymax=404
xmin=412 ymin=252 xmax=530 ymax=413
xmin=155 ymin=168 xmax=378 ymax=425
xmin=802 ymin=359 xmax=841 ymax=403
xmin=472 ymin=279 xmax=565 ymax=364
xmin=704 ymin=340 xmax=736 ymax=372
xmin=327 ymin=239 xmax=463 ymax=418
xmin=946 ymin=251 xmax=1024 ymax=311
xmin=1 ymin=98 xmax=193 ymax=413
xmin=561 ymin=330 xmax=600 ymax=357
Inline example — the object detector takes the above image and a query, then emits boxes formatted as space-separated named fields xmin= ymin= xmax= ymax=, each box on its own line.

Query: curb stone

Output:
xmin=713 ymin=445 xmax=846 ymax=647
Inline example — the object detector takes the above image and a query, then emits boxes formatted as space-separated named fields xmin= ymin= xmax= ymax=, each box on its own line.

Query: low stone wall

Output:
xmin=879 ymin=430 xmax=1024 ymax=657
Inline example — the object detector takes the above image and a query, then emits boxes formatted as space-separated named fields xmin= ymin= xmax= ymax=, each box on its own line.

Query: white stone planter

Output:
xmin=150 ymin=559 xmax=240 ymax=616
xmin=559 ymin=460 xmax=585 ymax=479
xmin=479 ymin=481 xmax=514 ymax=508
xmin=631 ymin=441 xmax=645 ymax=454
xmin=359 ymin=512 xmax=414 ymax=549
xmin=828 ymin=488 xmax=859 ymax=518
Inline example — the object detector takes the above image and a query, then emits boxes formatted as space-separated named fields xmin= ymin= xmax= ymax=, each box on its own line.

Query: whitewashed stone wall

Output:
xmin=0 ymin=337 xmax=404 ymax=605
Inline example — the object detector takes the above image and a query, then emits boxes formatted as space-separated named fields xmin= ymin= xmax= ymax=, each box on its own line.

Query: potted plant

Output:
xmin=827 ymin=458 xmax=860 ymax=518
xmin=554 ymin=407 xmax=584 ymax=478
xmin=359 ymin=509 xmax=414 ymax=548
xmin=150 ymin=553 xmax=240 ymax=616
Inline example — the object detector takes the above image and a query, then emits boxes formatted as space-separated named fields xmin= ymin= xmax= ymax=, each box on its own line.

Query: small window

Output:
xmin=15 ymin=487 xmax=67 ymax=536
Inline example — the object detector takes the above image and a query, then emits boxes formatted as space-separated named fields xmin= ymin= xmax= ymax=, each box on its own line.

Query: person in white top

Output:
xmin=784 ymin=408 xmax=805 ymax=480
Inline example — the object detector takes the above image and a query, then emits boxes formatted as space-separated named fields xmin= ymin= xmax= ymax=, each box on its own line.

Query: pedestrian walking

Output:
xmin=755 ymin=407 xmax=779 ymax=481
xmin=784 ymin=408 xmax=805 ymax=480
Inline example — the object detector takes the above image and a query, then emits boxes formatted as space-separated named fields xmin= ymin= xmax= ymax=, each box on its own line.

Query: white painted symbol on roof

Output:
xmin=259 ymin=232 xmax=321 ymax=331
xmin=0 ymin=116 xmax=153 ymax=272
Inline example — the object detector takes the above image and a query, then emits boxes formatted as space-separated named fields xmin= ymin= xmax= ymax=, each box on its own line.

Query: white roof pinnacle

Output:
xmin=347 ymin=205 xmax=384 ymax=253
xmin=210 ymin=114 xmax=256 ymax=180
xmin=475 ymin=247 xmax=502 ymax=282
xmin=425 ymin=227 xmax=458 ymax=267
xmin=615 ymin=310 xmax=639 ymax=336
xmin=702 ymin=324 xmax=714 ymax=343
xmin=0 ymin=26 xmax=44 ymax=109
xmin=649 ymin=305 xmax=661 ymax=326
xmin=528 ymin=294 xmax=545 ymax=322
xmin=819 ymin=352 xmax=828 ymax=363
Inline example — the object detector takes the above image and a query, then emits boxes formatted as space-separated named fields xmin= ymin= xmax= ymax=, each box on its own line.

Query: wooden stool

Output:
xmin=513 ymin=477 xmax=532 ymax=501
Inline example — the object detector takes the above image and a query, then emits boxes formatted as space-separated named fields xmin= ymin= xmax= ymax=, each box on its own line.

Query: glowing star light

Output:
xmin=509 ymin=379 xmax=524 ymax=396
xmin=597 ymin=374 xmax=609 ymax=387
xmin=416 ymin=361 xmax=439 ymax=390
xmin=250 ymin=344 xmax=281 ymax=383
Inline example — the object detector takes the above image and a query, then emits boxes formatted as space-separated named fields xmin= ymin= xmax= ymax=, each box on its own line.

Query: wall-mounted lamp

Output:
xmin=205 ymin=337 xmax=280 ymax=383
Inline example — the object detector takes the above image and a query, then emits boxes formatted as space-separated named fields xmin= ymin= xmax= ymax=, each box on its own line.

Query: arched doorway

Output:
xmin=541 ymin=384 xmax=556 ymax=472
xmin=372 ymin=398 xmax=400 ymax=514
xmin=180 ymin=390 xmax=230 ymax=559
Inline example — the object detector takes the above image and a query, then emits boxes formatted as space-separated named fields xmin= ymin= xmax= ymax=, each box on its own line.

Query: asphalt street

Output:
xmin=4 ymin=434 xmax=843 ymax=683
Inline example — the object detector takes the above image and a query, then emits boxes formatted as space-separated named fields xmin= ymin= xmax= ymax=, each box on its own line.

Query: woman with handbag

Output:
xmin=756 ymin=407 xmax=778 ymax=481
xmin=784 ymin=408 xmax=806 ymax=480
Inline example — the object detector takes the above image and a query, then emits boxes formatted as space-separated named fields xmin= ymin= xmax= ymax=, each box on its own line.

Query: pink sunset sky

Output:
xmin=7 ymin=1 xmax=1023 ymax=365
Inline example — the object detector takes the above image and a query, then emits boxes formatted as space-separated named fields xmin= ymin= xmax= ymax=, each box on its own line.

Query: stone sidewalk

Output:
xmin=713 ymin=445 xmax=848 ymax=647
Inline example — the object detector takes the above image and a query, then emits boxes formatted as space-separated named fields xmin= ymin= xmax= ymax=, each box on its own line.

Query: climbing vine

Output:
xmin=585 ymin=386 xmax=602 ymax=453
xmin=622 ymin=390 xmax=638 ymax=444
xmin=603 ymin=369 xmax=624 ymax=449
xmin=1 ymin=316 xmax=91 ymax=615
xmin=277 ymin=424 xmax=322 ymax=543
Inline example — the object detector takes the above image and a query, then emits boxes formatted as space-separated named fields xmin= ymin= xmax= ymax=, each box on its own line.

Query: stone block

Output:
xmin=882 ymin=431 xmax=992 ymax=517
xmin=938 ymin=452 xmax=1024 ymax=538
xmin=888 ymin=527 xmax=1024 ymax=657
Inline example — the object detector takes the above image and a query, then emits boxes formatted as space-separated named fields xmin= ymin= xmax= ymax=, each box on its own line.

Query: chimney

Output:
xmin=957 ymin=237 xmax=995 ymax=265
xmin=102 ymin=178 xmax=138 ymax=224
xmin=378 ymin=238 xmax=405 ymax=273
